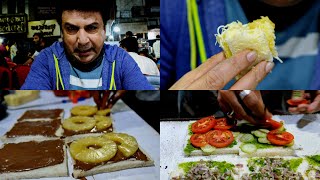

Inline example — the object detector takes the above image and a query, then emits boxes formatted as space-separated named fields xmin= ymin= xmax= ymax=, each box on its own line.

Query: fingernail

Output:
xmin=246 ymin=51 xmax=257 ymax=62
xmin=265 ymin=62 xmax=275 ymax=73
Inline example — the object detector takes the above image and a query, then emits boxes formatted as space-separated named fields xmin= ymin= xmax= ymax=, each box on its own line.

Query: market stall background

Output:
xmin=160 ymin=115 xmax=320 ymax=179
xmin=0 ymin=91 xmax=160 ymax=180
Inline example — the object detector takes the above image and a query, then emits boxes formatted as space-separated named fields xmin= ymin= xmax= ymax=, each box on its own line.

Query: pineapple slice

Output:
xmin=94 ymin=115 xmax=112 ymax=130
xmin=62 ymin=116 xmax=96 ymax=132
xmin=215 ymin=16 xmax=282 ymax=79
xmin=103 ymin=133 xmax=139 ymax=158
xmin=70 ymin=136 xmax=117 ymax=163
xmin=71 ymin=105 xmax=98 ymax=116
xmin=96 ymin=108 xmax=111 ymax=116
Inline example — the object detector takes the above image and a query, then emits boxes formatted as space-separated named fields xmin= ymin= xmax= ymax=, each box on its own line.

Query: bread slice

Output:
xmin=1 ymin=119 xmax=63 ymax=143
xmin=239 ymin=146 xmax=295 ymax=157
xmin=0 ymin=138 xmax=68 ymax=180
xmin=65 ymin=134 xmax=154 ymax=178
xmin=17 ymin=109 xmax=64 ymax=122
xmin=72 ymin=146 xmax=154 ymax=178
xmin=184 ymin=133 xmax=241 ymax=156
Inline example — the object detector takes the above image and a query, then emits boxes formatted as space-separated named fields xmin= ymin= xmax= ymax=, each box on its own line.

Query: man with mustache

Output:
xmin=21 ymin=0 xmax=154 ymax=90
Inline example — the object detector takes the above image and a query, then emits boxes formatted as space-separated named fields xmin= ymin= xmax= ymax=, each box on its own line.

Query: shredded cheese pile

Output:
xmin=215 ymin=16 xmax=282 ymax=78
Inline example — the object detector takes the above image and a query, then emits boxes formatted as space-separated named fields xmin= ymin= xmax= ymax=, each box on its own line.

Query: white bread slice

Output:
xmin=0 ymin=138 xmax=68 ymax=180
xmin=65 ymin=134 xmax=154 ymax=178
xmin=1 ymin=120 xmax=64 ymax=143
xmin=17 ymin=109 xmax=64 ymax=122
xmin=185 ymin=137 xmax=240 ymax=156
xmin=72 ymin=146 xmax=154 ymax=178
xmin=239 ymin=146 xmax=295 ymax=157
xmin=184 ymin=121 xmax=241 ymax=156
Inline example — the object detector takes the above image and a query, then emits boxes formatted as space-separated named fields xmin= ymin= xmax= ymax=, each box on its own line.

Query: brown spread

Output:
xmin=6 ymin=119 xmax=61 ymax=137
xmin=18 ymin=109 xmax=63 ymax=121
xmin=63 ymin=126 xmax=113 ymax=136
xmin=74 ymin=148 xmax=149 ymax=171
xmin=0 ymin=140 xmax=64 ymax=173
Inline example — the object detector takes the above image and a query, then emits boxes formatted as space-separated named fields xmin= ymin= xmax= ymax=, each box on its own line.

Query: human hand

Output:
xmin=288 ymin=91 xmax=320 ymax=114
xmin=218 ymin=90 xmax=272 ymax=125
xmin=92 ymin=90 xmax=126 ymax=109
xmin=169 ymin=50 xmax=274 ymax=90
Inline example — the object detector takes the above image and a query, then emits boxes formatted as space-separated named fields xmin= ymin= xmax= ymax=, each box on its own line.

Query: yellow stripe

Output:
xmin=53 ymin=54 xmax=64 ymax=90
xmin=187 ymin=0 xmax=196 ymax=70
xmin=109 ymin=61 xmax=116 ymax=90
xmin=190 ymin=0 xmax=207 ymax=63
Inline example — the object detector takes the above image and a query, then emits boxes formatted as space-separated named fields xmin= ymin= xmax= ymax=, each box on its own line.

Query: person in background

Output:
xmin=152 ymin=35 xmax=160 ymax=63
xmin=0 ymin=39 xmax=8 ymax=59
xmin=120 ymin=37 xmax=160 ymax=76
xmin=9 ymin=40 xmax=18 ymax=60
xmin=161 ymin=0 xmax=320 ymax=90
xmin=125 ymin=31 xmax=134 ymax=38
xmin=21 ymin=0 xmax=153 ymax=90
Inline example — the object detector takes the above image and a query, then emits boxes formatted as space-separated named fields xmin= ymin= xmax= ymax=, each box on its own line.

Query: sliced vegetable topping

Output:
xmin=240 ymin=134 xmax=254 ymax=143
xmin=191 ymin=116 xmax=216 ymax=134
xmin=240 ymin=143 xmax=257 ymax=154
xmin=214 ymin=118 xmax=233 ymax=130
xmin=265 ymin=118 xmax=283 ymax=130
xmin=190 ymin=133 xmax=208 ymax=147
xmin=287 ymin=99 xmax=309 ymax=107
xmin=206 ymin=130 xmax=234 ymax=148
xmin=267 ymin=129 xmax=294 ymax=146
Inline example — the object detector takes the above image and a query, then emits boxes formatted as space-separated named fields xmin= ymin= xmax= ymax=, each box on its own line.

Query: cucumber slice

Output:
xmin=258 ymin=137 xmax=270 ymax=144
xmin=252 ymin=130 xmax=267 ymax=138
xmin=240 ymin=143 xmax=257 ymax=154
xmin=258 ymin=129 xmax=270 ymax=133
xmin=277 ymin=122 xmax=285 ymax=132
xmin=200 ymin=144 xmax=216 ymax=154
xmin=232 ymin=132 xmax=240 ymax=138
xmin=240 ymin=134 xmax=254 ymax=143
xmin=285 ymin=140 xmax=294 ymax=147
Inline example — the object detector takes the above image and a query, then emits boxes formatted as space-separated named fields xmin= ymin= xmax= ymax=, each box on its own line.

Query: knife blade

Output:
xmin=297 ymin=114 xmax=316 ymax=129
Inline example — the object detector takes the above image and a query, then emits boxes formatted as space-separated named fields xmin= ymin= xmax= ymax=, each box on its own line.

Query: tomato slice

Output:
xmin=287 ymin=99 xmax=309 ymax=107
xmin=190 ymin=134 xmax=208 ymax=147
xmin=206 ymin=130 xmax=234 ymax=148
xmin=267 ymin=130 xmax=294 ymax=146
xmin=191 ymin=116 xmax=216 ymax=134
xmin=265 ymin=118 xmax=283 ymax=130
xmin=214 ymin=118 xmax=233 ymax=130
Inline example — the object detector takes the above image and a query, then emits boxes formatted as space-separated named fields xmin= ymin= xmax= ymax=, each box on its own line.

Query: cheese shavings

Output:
xmin=215 ymin=16 xmax=282 ymax=79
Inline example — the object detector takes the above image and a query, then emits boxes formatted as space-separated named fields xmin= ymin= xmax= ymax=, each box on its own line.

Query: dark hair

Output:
xmin=126 ymin=31 xmax=133 ymax=37
xmin=156 ymin=35 xmax=160 ymax=38
xmin=120 ymin=37 xmax=138 ymax=53
xmin=33 ymin=33 xmax=43 ymax=40
xmin=56 ymin=0 xmax=109 ymax=26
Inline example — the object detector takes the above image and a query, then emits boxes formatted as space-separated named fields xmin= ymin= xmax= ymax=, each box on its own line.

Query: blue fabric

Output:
xmin=160 ymin=0 xmax=320 ymax=89
xmin=21 ymin=41 xmax=154 ymax=90
xmin=69 ymin=58 xmax=104 ymax=90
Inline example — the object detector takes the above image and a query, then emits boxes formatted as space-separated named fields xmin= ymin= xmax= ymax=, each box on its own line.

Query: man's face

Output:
xmin=33 ymin=35 xmax=40 ymax=45
xmin=61 ymin=10 xmax=106 ymax=64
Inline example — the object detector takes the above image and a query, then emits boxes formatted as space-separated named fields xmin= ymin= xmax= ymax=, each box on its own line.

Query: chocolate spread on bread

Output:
xmin=0 ymin=140 xmax=64 ymax=173
xmin=6 ymin=119 xmax=61 ymax=137
xmin=18 ymin=109 xmax=63 ymax=121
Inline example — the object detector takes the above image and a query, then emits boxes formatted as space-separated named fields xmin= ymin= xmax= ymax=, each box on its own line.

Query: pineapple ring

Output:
xmin=62 ymin=116 xmax=96 ymax=132
xmin=102 ymin=133 xmax=138 ymax=158
xmin=96 ymin=108 xmax=111 ymax=116
xmin=70 ymin=136 xmax=117 ymax=164
xmin=94 ymin=115 xmax=112 ymax=130
xmin=71 ymin=105 xmax=97 ymax=116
